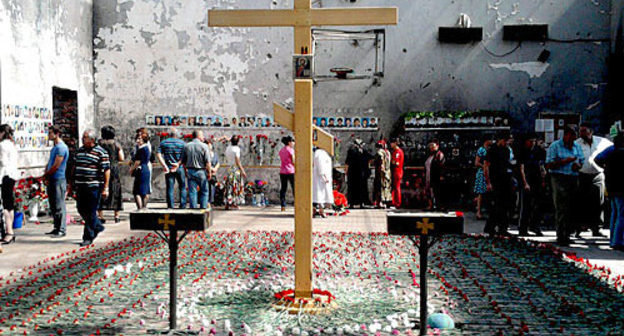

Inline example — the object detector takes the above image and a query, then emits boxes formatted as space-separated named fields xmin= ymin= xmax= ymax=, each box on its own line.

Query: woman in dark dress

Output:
xmin=98 ymin=126 xmax=125 ymax=223
xmin=130 ymin=132 xmax=151 ymax=209
xmin=345 ymin=138 xmax=372 ymax=208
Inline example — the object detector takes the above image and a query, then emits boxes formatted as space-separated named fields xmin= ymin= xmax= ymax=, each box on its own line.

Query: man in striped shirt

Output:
xmin=156 ymin=128 xmax=187 ymax=208
xmin=71 ymin=130 xmax=110 ymax=247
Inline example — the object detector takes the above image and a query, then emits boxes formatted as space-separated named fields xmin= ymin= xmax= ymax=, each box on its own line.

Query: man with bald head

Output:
xmin=71 ymin=130 xmax=110 ymax=247
xmin=181 ymin=130 xmax=212 ymax=209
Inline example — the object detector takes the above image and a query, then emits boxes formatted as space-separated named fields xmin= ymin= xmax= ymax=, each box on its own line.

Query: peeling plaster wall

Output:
xmin=93 ymin=0 xmax=612 ymax=200
xmin=0 ymin=0 xmax=94 ymax=173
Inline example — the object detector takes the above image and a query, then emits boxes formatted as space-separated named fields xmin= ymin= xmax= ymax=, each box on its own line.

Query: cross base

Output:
xmin=272 ymin=289 xmax=338 ymax=315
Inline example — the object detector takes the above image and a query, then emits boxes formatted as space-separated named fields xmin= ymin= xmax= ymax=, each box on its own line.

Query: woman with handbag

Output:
xmin=130 ymin=132 xmax=151 ymax=209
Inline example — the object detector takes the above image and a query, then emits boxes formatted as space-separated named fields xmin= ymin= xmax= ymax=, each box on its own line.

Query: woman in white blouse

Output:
xmin=0 ymin=125 xmax=20 ymax=245
xmin=224 ymin=135 xmax=247 ymax=210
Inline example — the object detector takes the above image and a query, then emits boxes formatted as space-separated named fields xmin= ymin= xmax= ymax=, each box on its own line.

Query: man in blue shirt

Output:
xmin=43 ymin=126 xmax=69 ymax=238
xmin=546 ymin=125 xmax=585 ymax=246
xmin=156 ymin=128 xmax=187 ymax=208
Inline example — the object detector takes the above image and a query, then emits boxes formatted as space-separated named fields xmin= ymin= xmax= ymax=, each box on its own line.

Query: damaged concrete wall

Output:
xmin=0 ymin=0 xmax=95 ymax=173
xmin=93 ymin=0 xmax=611 ymax=200
xmin=94 ymin=0 xmax=611 ymax=138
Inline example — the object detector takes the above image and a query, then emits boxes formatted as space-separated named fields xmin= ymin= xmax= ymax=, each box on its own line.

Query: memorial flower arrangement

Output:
xmin=268 ymin=138 xmax=279 ymax=165
xmin=245 ymin=179 xmax=269 ymax=206
xmin=255 ymin=134 xmax=268 ymax=165
xmin=0 ymin=233 xmax=624 ymax=334
xmin=13 ymin=176 xmax=48 ymax=218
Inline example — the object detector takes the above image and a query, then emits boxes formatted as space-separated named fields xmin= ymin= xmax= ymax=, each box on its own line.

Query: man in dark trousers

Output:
xmin=345 ymin=138 xmax=371 ymax=208
xmin=546 ymin=126 xmax=585 ymax=246
xmin=517 ymin=133 xmax=545 ymax=236
xmin=71 ymin=130 xmax=110 ymax=247
xmin=484 ymin=131 xmax=514 ymax=236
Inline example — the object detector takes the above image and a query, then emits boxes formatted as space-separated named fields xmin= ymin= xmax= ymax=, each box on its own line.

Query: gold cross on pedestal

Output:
xmin=158 ymin=214 xmax=176 ymax=230
xmin=209 ymin=1 xmax=397 ymax=299
xmin=417 ymin=218 xmax=435 ymax=235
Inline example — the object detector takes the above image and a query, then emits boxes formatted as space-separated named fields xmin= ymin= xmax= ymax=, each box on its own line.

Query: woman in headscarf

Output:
xmin=345 ymin=138 xmax=371 ymax=208
xmin=373 ymin=140 xmax=392 ymax=208
xmin=98 ymin=126 xmax=124 ymax=223
xmin=313 ymin=147 xmax=333 ymax=217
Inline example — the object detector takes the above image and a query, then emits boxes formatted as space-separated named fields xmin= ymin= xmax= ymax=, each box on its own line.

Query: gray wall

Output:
xmin=93 ymin=0 xmax=611 ymax=139
xmin=92 ymin=0 xmax=612 ymax=200
xmin=0 ymin=0 xmax=95 ymax=172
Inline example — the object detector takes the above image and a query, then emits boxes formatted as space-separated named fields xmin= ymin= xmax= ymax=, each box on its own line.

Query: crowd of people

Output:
xmin=0 ymin=121 xmax=623 ymax=251
xmin=477 ymin=124 xmax=624 ymax=249
xmin=0 ymin=125 xmax=250 ymax=248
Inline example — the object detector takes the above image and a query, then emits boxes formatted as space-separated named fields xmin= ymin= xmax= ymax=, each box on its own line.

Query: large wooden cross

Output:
xmin=209 ymin=1 xmax=397 ymax=298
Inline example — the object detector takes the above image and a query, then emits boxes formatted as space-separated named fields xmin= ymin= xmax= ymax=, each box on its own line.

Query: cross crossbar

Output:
xmin=209 ymin=8 xmax=397 ymax=27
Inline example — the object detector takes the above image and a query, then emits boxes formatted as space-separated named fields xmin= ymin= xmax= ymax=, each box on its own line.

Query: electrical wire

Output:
xmin=481 ymin=41 xmax=522 ymax=57
xmin=547 ymin=37 xmax=610 ymax=43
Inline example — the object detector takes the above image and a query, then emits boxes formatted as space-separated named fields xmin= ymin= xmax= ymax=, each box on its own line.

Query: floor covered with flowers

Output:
xmin=1 ymin=230 xmax=623 ymax=335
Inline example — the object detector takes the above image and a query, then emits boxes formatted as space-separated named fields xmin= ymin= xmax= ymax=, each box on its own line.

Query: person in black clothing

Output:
xmin=517 ymin=133 xmax=545 ymax=236
xmin=425 ymin=139 xmax=445 ymax=211
xmin=345 ymin=138 xmax=372 ymax=208
xmin=595 ymin=132 xmax=624 ymax=250
xmin=483 ymin=131 xmax=514 ymax=235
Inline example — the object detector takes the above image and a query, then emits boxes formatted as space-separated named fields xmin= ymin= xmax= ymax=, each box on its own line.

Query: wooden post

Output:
xmin=294 ymin=80 xmax=313 ymax=297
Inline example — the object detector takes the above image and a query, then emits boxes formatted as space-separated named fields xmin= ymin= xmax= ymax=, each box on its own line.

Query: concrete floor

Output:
xmin=1 ymin=201 xmax=623 ymax=278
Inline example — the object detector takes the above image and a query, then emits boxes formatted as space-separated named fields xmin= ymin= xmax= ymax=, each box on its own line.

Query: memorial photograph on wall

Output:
xmin=1 ymin=104 xmax=53 ymax=150
xmin=313 ymin=116 xmax=379 ymax=130
xmin=144 ymin=115 xmax=277 ymax=128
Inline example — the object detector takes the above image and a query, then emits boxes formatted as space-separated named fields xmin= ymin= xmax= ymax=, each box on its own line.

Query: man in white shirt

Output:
xmin=575 ymin=123 xmax=613 ymax=237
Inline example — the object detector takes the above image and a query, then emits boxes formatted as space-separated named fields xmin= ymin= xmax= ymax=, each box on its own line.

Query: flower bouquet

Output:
xmin=13 ymin=176 xmax=48 ymax=225
xmin=332 ymin=190 xmax=349 ymax=216
xmin=255 ymin=134 xmax=268 ymax=165
xmin=251 ymin=179 xmax=268 ymax=206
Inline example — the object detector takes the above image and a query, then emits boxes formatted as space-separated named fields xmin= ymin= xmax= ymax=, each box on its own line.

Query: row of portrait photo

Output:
xmin=2 ymin=104 xmax=53 ymax=120
xmin=313 ymin=116 xmax=379 ymax=129
xmin=146 ymin=115 xmax=277 ymax=128
xmin=14 ymin=135 xmax=50 ymax=150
